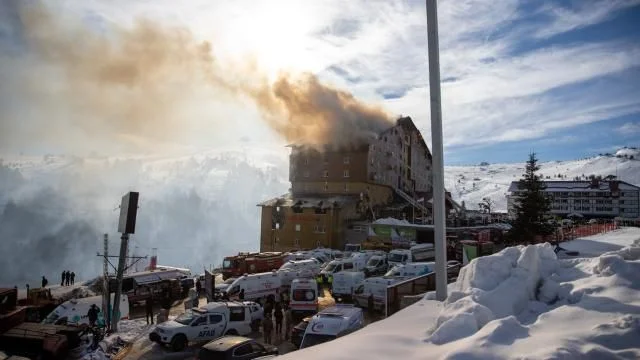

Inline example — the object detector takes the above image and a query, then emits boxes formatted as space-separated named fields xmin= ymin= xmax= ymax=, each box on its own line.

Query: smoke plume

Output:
xmin=1 ymin=1 xmax=393 ymax=152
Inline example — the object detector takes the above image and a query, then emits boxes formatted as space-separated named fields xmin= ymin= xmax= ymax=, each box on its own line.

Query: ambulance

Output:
xmin=225 ymin=271 xmax=282 ymax=304
xmin=42 ymin=294 xmax=129 ymax=327
xmin=384 ymin=262 xmax=435 ymax=277
xmin=352 ymin=277 xmax=407 ymax=311
xmin=289 ymin=278 xmax=318 ymax=316
xmin=331 ymin=271 xmax=365 ymax=302
xmin=299 ymin=304 xmax=364 ymax=349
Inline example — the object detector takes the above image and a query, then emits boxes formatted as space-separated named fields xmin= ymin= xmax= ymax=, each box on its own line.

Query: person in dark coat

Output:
xmin=195 ymin=278 xmax=202 ymax=295
xmin=162 ymin=291 xmax=172 ymax=310
xmin=238 ymin=289 xmax=245 ymax=301
xmin=262 ymin=313 xmax=273 ymax=345
xmin=41 ymin=276 xmax=48 ymax=288
xmin=145 ymin=296 xmax=154 ymax=325
xmin=65 ymin=271 xmax=71 ymax=286
xmin=273 ymin=302 xmax=283 ymax=337
xmin=70 ymin=272 xmax=75 ymax=285
xmin=61 ymin=271 xmax=66 ymax=286
xmin=87 ymin=304 xmax=100 ymax=327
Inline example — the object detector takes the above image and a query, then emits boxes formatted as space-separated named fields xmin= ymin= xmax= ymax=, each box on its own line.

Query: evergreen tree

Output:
xmin=510 ymin=153 xmax=551 ymax=244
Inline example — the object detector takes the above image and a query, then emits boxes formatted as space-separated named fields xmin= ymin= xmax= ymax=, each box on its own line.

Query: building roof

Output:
xmin=507 ymin=180 xmax=640 ymax=193
xmin=257 ymin=193 xmax=359 ymax=208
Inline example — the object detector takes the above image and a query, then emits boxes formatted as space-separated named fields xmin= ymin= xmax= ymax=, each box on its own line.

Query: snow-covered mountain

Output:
xmin=446 ymin=147 xmax=640 ymax=212
xmin=1 ymin=146 xmax=638 ymax=286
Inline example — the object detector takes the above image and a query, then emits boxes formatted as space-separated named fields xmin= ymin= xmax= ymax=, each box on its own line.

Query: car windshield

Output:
xmin=174 ymin=310 xmax=198 ymax=325
xmin=222 ymin=260 xmax=232 ymax=269
xmin=292 ymin=289 xmax=316 ymax=301
xmin=367 ymin=258 xmax=380 ymax=267
xmin=388 ymin=253 xmax=405 ymax=262
xmin=300 ymin=334 xmax=336 ymax=349
xmin=324 ymin=262 xmax=338 ymax=272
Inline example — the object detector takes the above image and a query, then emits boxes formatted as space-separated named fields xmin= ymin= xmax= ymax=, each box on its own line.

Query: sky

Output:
xmin=0 ymin=0 xmax=639 ymax=165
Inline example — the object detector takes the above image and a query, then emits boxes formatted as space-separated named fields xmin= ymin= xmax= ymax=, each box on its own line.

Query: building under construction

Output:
xmin=257 ymin=116 xmax=461 ymax=252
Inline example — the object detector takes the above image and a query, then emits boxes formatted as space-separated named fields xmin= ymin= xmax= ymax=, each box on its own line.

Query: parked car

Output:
xmin=290 ymin=316 xmax=312 ymax=349
xmin=197 ymin=336 xmax=278 ymax=360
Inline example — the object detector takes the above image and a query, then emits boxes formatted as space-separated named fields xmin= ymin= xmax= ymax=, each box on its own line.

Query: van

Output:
xmin=225 ymin=272 xmax=282 ymax=304
xmin=331 ymin=271 xmax=365 ymax=302
xmin=289 ymin=278 xmax=318 ymax=316
xmin=364 ymin=254 xmax=388 ymax=277
xmin=320 ymin=258 xmax=365 ymax=282
xmin=387 ymin=244 xmax=435 ymax=267
xmin=385 ymin=262 xmax=434 ymax=277
xmin=42 ymin=294 xmax=129 ymax=327
xmin=278 ymin=259 xmax=322 ymax=275
xmin=352 ymin=277 xmax=406 ymax=311
xmin=299 ymin=304 xmax=364 ymax=349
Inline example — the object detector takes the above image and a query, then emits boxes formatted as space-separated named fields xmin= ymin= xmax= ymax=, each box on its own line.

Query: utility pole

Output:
xmin=102 ymin=234 xmax=111 ymax=330
xmin=426 ymin=0 xmax=448 ymax=301
xmin=112 ymin=191 xmax=139 ymax=332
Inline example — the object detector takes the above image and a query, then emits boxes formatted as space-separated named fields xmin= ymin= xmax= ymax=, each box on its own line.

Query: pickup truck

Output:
xmin=149 ymin=301 xmax=253 ymax=351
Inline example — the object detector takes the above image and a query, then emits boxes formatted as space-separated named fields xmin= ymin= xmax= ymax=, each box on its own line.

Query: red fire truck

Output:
xmin=222 ymin=252 xmax=286 ymax=280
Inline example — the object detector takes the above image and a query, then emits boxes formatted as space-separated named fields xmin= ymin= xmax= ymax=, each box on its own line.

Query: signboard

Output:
xmin=372 ymin=225 xmax=392 ymax=236
xmin=204 ymin=270 xmax=214 ymax=302
xmin=118 ymin=192 xmax=139 ymax=234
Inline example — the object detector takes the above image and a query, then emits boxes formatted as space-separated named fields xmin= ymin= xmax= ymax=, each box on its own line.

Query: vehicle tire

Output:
xmin=170 ymin=334 xmax=187 ymax=352
xmin=225 ymin=329 xmax=239 ymax=336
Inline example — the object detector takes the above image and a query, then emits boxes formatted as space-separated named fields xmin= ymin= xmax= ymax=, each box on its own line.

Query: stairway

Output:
xmin=392 ymin=185 xmax=429 ymax=214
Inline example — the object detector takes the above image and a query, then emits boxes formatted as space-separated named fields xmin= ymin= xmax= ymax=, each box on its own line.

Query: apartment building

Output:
xmin=506 ymin=179 xmax=640 ymax=219
xmin=258 ymin=116 xmax=435 ymax=252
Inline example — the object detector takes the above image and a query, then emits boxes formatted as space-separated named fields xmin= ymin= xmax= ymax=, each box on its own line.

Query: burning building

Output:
xmin=257 ymin=116 xmax=451 ymax=252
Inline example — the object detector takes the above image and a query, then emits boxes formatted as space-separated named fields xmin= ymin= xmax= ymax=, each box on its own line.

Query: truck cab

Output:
xmin=149 ymin=302 xmax=252 ymax=351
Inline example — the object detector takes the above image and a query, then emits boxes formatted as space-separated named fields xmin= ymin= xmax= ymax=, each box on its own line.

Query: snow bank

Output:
xmin=277 ymin=227 xmax=640 ymax=360
xmin=559 ymin=227 xmax=640 ymax=258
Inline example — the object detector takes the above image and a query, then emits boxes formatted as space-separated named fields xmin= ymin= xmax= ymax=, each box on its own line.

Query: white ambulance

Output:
xmin=387 ymin=244 xmax=435 ymax=267
xmin=385 ymin=262 xmax=435 ymax=277
xmin=289 ymin=278 xmax=318 ymax=316
xmin=331 ymin=271 xmax=365 ymax=302
xmin=42 ymin=294 xmax=129 ymax=327
xmin=149 ymin=301 xmax=252 ymax=351
xmin=352 ymin=277 xmax=407 ymax=311
xmin=299 ymin=304 xmax=364 ymax=349
xmin=225 ymin=271 xmax=282 ymax=304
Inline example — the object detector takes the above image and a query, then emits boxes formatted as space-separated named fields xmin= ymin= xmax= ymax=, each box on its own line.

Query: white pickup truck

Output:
xmin=149 ymin=301 xmax=253 ymax=351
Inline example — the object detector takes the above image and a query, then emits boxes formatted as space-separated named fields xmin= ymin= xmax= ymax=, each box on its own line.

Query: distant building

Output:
xmin=506 ymin=179 xmax=640 ymax=219
xmin=258 ymin=116 xmax=450 ymax=252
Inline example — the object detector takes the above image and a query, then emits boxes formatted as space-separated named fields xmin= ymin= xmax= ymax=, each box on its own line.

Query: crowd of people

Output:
xmin=61 ymin=270 xmax=76 ymax=286
xmin=260 ymin=297 xmax=293 ymax=345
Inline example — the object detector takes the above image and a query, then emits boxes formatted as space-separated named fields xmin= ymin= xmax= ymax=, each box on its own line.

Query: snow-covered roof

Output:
xmin=507 ymin=180 xmax=639 ymax=193
xmin=257 ymin=193 xmax=358 ymax=208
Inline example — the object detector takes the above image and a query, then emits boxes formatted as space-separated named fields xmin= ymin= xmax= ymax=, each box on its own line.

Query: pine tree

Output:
xmin=510 ymin=153 xmax=551 ymax=244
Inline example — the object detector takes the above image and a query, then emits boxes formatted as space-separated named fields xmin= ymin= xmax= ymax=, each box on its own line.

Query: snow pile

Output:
xmin=75 ymin=319 xmax=149 ymax=360
xmin=277 ymin=228 xmax=640 ymax=359
xmin=559 ymin=227 xmax=640 ymax=258
xmin=372 ymin=217 xmax=411 ymax=226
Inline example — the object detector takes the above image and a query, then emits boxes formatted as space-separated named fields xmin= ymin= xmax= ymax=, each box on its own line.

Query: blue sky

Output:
xmin=0 ymin=0 xmax=639 ymax=164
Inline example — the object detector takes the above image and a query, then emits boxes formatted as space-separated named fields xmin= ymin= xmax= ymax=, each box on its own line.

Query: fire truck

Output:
xmin=222 ymin=252 xmax=286 ymax=280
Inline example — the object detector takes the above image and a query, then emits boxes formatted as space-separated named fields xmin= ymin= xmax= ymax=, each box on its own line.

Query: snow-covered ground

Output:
xmin=278 ymin=227 xmax=640 ymax=360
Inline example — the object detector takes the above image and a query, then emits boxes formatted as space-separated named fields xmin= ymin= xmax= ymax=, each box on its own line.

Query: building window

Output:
xmin=344 ymin=183 xmax=349 ymax=192
xmin=295 ymin=224 xmax=301 ymax=232
xmin=314 ymin=224 xmax=326 ymax=233
xmin=323 ymin=182 xmax=328 ymax=191
xmin=303 ymin=171 xmax=309 ymax=178
xmin=323 ymin=170 xmax=329 ymax=178
xmin=343 ymin=170 xmax=350 ymax=178
xmin=344 ymin=156 xmax=350 ymax=164
xmin=294 ymin=238 xmax=300 ymax=247
xmin=316 ymin=240 xmax=322 ymax=247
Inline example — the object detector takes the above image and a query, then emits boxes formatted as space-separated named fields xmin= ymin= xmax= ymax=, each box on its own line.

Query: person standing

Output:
xmin=145 ymin=296 xmax=154 ymax=325
xmin=65 ymin=271 xmax=71 ymax=286
xmin=70 ymin=272 xmax=76 ymax=285
xmin=87 ymin=304 xmax=100 ymax=327
xmin=284 ymin=305 xmax=292 ymax=340
xmin=273 ymin=302 xmax=283 ymax=338
xmin=41 ymin=276 xmax=48 ymax=288
xmin=61 ymin=271 xmax=67 ymax=286
xmin=238 ymin=288 xmax=245 ymax=301
xmin=262 ymin=313 xmax=273 ymax=345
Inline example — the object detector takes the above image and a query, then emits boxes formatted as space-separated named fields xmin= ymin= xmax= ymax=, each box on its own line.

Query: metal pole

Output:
xmin=102 ymin=234 xmax=111 ymax=330
xmin=111 ymin=233 xmax=129 ymax=332
xmin=426 ymin=0 xmax=447 ymax=301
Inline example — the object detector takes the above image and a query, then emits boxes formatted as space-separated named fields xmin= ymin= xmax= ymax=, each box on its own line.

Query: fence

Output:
xmin=385 ymin=263 xmax=461 ymax=317
xmin=544 ymin=221 xmax=619 ymax=243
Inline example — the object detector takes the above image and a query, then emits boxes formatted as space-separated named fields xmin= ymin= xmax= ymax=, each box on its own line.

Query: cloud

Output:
xmin=616 ymin=122 xmax=640 ymax=135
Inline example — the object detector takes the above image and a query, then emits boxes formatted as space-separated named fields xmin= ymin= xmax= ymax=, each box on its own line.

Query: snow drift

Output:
xmin=279 ymin=228 xmax=640 ymax=359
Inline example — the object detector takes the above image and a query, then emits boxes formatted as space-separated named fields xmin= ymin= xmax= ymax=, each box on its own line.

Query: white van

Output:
xmin=352 ymin=277 xmax=406 ymax=311
xmin=331 ymin=271 xmax=365 ymax=302
xmin=320 ymin=258 xmax=365 ymax=282
xmin=385 ymin=262 xmax=434 ymax=277
xmin=289 ymin=278 xmax=318 ymax=316
xmin=43 ymin=294 xmax=129 ymax=327
xmin=150 ymin=301 xmax=252 ymax=351
xmin=225 ymin=271 xmax=282 ymax=303
xmin=364 ymin=254 xmax=388 ymax=277
xmin=299 ymin=304 xmax=364 ymax=349
xmin=388 ymin=244 xmax=435 ymax=267
xmin=279 ymin=259 xmax=322 ymax=275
